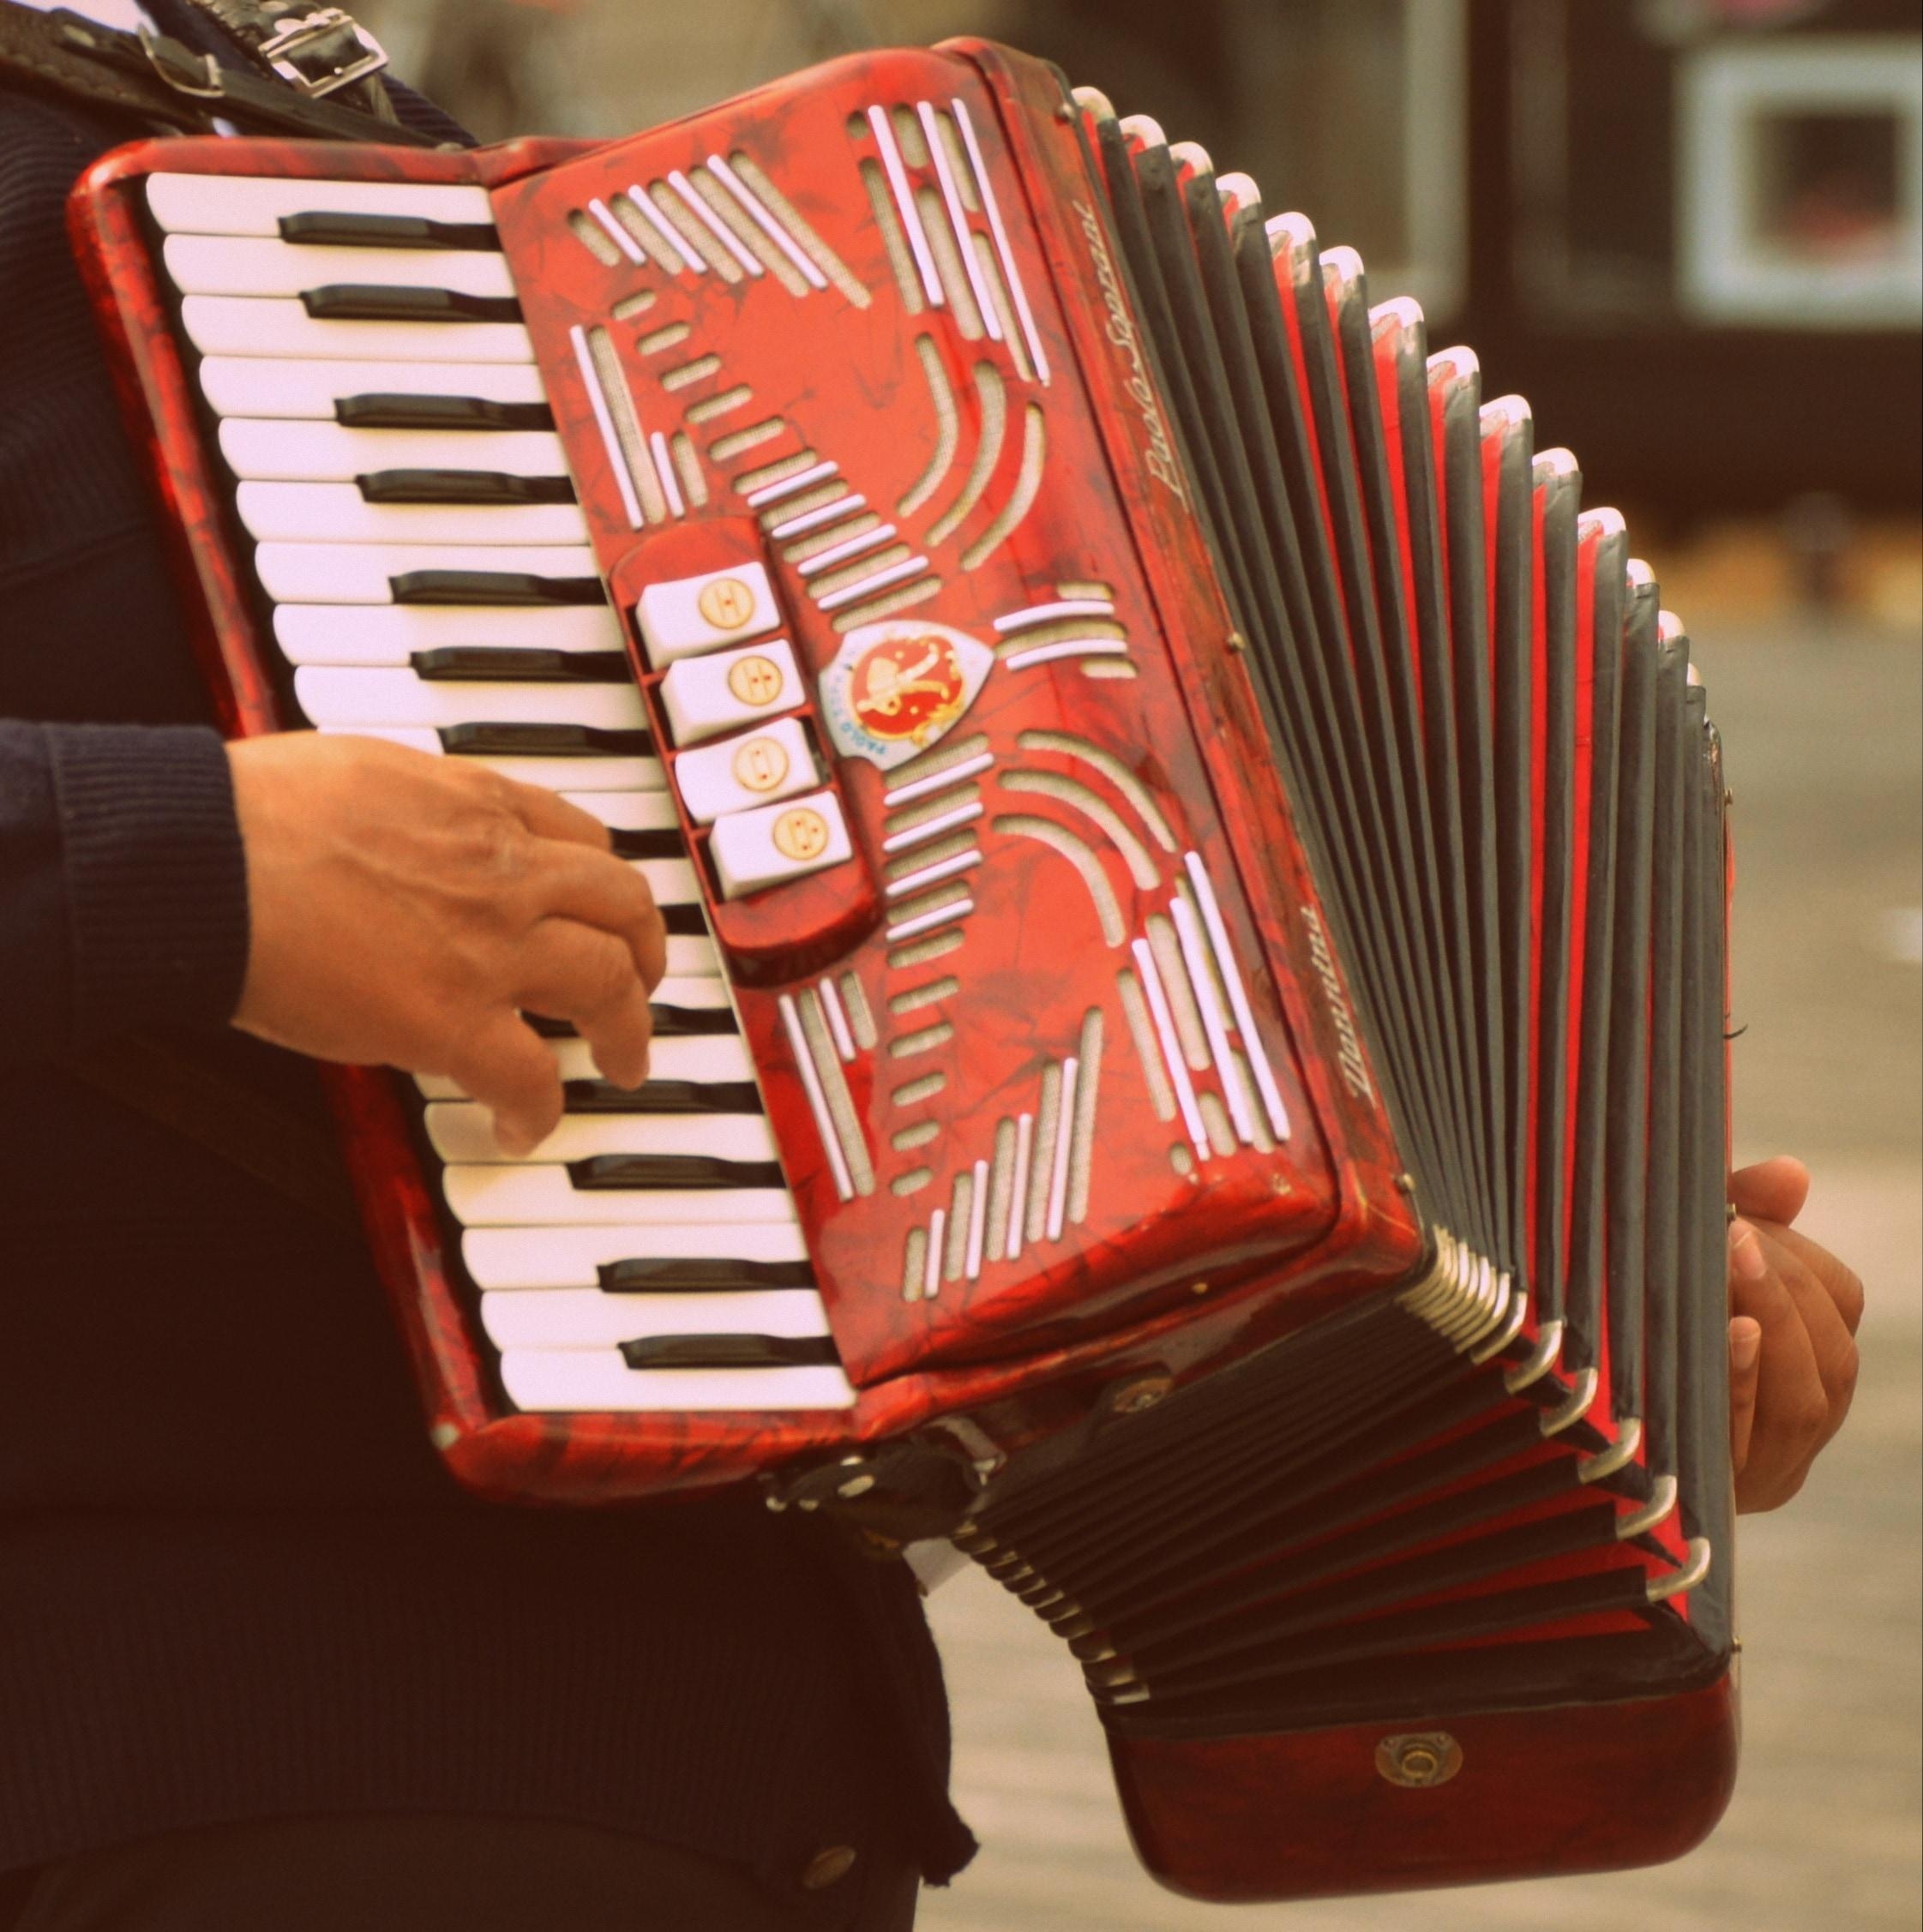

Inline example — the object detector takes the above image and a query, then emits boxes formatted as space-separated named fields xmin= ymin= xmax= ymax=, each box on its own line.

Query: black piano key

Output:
xmin=393 ymin=569 xmax=605 ymax=606
xmin=301 ymin=284 xmax=524 ymax=325
xmin=568 ymin=1154 xmax=788 ymax=1191
xmin=563 ymin=1078 xmax=762 ymax=1116
xmin=658 ymin=905 xmax=708 ymax=937
xmin=358 ymin=468 xmax=577 ymax=506
xmin=598 ymin=1256 xmax=816 ymax=1293
xmin=523 ymin=1003 xmax=731 ymax=1041
xmin=609 ymin=828 xmax=686 ymax=861
xmin=410 ymin=647 xmax=628 ymax=682
xmin=436 ymin=723 xmax=653 ymax=758
xmin=279 ymin=210 xmax=502 ymax=251
xmin=335 ymin=393 xmax=556 ymax=432
xmin=617 ymin=1334 xmax=841 ymax=1371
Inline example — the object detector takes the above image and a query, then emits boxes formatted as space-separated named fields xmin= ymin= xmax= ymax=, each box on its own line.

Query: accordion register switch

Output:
xmin=74 ymin=35 xmax=1740 ymax=1904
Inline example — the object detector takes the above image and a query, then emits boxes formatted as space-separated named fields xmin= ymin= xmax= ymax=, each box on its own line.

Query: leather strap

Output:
xmin=0 ymin=2 xmax=435 ymax=141
xmin=65 ymin=1035 xmax=364 ymax=1234
xmin=182 ymin=0 xmax=397 ymax=122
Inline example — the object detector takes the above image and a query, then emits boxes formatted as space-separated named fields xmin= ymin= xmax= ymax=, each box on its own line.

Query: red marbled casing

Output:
xmin=65 ymin=41 xmax=1419 ymax=1504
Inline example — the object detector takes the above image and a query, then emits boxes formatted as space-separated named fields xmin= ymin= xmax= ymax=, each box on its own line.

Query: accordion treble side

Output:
xmin=67 ymin=36 xmax=1740 ymax=1901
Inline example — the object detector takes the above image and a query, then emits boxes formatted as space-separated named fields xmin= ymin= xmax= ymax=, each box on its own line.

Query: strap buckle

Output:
xmin=255 ymin=7 xmax=388 ymax=99
xmin=136 ymin=22 xmax=226 ymax=99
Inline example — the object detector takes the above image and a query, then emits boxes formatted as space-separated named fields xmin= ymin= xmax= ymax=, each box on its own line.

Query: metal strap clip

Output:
xmin=137 ymin=23 xmax=225 ymax=99
xmin=255 ymin=8 xmax=387 ymax=99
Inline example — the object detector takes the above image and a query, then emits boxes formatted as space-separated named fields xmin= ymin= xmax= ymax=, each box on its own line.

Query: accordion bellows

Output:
xmin=70 ymin=39 xmax=1737 ymax=1900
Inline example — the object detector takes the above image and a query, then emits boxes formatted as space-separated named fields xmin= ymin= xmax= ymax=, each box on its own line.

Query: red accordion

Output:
xmin=69 ymin=38 xmax=1738 ymax=1902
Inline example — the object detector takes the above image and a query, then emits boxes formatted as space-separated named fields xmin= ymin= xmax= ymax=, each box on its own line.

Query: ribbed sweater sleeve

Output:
xmin=0 ymin=718 xmax=248 ymax=1060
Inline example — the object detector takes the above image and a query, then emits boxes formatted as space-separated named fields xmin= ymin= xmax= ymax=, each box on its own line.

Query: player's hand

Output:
xmin=227 ymin=733 xmax=665 ymax=1155
xmin=1727 ymin=1156 xmax=1863 ymax=1513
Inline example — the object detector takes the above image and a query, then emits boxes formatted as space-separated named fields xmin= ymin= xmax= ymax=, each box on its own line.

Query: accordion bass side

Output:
xmin=70 ymin=39 xmax=1739 ymax=1901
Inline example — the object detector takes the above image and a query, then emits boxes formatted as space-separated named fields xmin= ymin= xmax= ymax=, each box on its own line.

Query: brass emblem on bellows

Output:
xmin=697 ymin=577 xmax=755 ymax=631
xmin=1375 ymin=1731 xmax=1462 ymax=1788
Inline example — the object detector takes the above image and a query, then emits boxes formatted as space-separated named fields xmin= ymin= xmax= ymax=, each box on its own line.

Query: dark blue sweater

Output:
xmin=0 ymin=1 xmax=971 ymax=1900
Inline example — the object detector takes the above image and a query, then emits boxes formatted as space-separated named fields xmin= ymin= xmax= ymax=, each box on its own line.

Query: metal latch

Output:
xmin=255 ymin=8 xmax=388 ymax=99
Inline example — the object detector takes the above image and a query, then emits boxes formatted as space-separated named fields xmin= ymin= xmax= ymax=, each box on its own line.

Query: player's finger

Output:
xmin=493 ymin=772 xmax=617 ymax=851
xmin=1750 ymin=1224 xmax=1860 ymax=1421
xmin=1729 ymin=1156 xmax=1811 ymax=1229
xmin=1728 ymin=1316 xmax=1762 ymax=1474
xmin=516 ymin=921 xmax=656 ymax=1091
xmin=523 ymin=842 xmax=669 ymax=987
xmin=1764 ymin=1221 xmax=1866 ymax=1335
xmin=446 ymin=1011 xmax=567 ymax=1157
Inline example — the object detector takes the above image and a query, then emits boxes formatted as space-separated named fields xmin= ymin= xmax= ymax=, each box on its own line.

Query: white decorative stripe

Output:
xmin=866 ymin=103 xmax=945 ymax=309
xmin=1046 ymin=1057 xmax=1079 ymax=1241
xmin=1170 ymin=895 xmax=1255 ymax=1145
xmin=1007 ymin=1111 xmax=1034 ymax=1262
xmin=965 ymin=1157 xmax=989 ymax=1279
xmin=705 ymin=154 xmax=827 ymax=289
xmin=649 ymin=430 xmax=685 ymax=518
xmin=885 ymin=894 xmax=974 ymax=945
xmin=1183 ymin=852 xmax=1290 ymax=1140
xmin=924 ymin=1209 xmax=946 ymax=1299
xmin=568 ymin=323 xmax=642 ymax=531
xmin=797 ymin=525 xmax=897 ymax=577
xmin=626 ymin=182 xmax=705 ymax=272
xmin=992 ymin=598 xmax=1115 ymax=633
xmin=746 ymin=459 xmax=837 ymax=507
xmin=815 ymin=555 xmax=929 ymax=612
xmin=770 ymin=494 xmax=866 ymax=540
xmin=779 ymin=993 xmax=854 ymax=1200
xmin=586 ymin=197 xmax=646 ymax=266
xmin=951 ymin=98 xmax=1049 ymax=384
xmin=817 ymin=975 xmax=857 ymax=1063
xmin=916 ymin=99 xmax=1001 ymax=341
xmin=884 ymin=849 xmax=982 ymax=900
xmin=1002 ymin=638 xmax=1128 ymax=672
xmin=883 ymin=753 xmax=994 ymax=808
xmin=668 ymin=168 xmax=763 ymax=277
xmin=1132 ymin=937 xmax=1209 ymax=1160
xmin=881 ymin=801 xmax=983 ymax=853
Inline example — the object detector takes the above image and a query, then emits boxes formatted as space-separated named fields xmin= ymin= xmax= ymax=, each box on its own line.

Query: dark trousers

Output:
xmin=0 ymin=1816 xmax=920 ymax=1931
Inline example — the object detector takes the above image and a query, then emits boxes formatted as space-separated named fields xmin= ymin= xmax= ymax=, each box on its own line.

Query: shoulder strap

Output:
xmin=0 ymin=1 xmax=436 ymax=143
xmin=176 ymin=0 xmax=397 ymax=123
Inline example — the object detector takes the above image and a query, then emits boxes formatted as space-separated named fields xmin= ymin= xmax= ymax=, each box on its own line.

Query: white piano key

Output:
xmin=635 ymin=856 xmax=700 ymax=904
xmin=465 ymin=1219 xmax=808 ymax=1291
xmin=659 ymin=638 xmax=802 ymax=746
xmin=562 ymin=789 xmax=678 ymax=831
xmin=649 ymin=975 xmax=731 ymax=1009
xmin=498 ymin=1350 xmax=855 ymax=1413
xmin=316 ymin=723 xmax=664 ymax=795
xmin=255 ymin=542 xmax=597 ymax=604
xmin=444 ymin=1164 xmax=796 ymax=1227
xmin=276 ymin=603 xmax=621 ymax=665
xmin=664 ymin=933 xmax=720 ymax=977
xmin=426 ymin=1104 xmax=771 ymax=1167
xmin=415 ymin=1030 xmax=750 ymax=1101
xmin=294 ymin=665 xmax=646 ymax=732
xmin=673 ymin=718 xmax=815 ymax=824
xmin=147 ymin=171 xmax=495 ymax=237
xmin=480 ymin=1287 xmax=824 ymax=1350
xmin=182 ymin=295 xmax=534 ymax=363
xmin=481 ymin=1287 xmax=825 ymax=1351
xmin=200 ymin=355 xmax=548 ymax=420
xmin=164 ymin=234 xmax=518 ymax=300
xmin=219 ymin=419 xmax=567 ymax=482
xmin=634 ymin=561 xmax=779 ymax=666
xmin=236 ymin=481 xmax=588 ymax=548
xmin=710 ymin=791 xmax=852 ymax=899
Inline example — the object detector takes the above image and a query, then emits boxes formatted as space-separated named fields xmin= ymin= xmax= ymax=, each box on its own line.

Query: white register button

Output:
xmin=709 ymin=789 xmax=852 ymax=899
xmin=635 ymin=561 xmax=778 ymax=665
xmin=675 ymin=717 xmax=816 ymax=823
xmin=659 ymin=638 xmax=802 ymax=745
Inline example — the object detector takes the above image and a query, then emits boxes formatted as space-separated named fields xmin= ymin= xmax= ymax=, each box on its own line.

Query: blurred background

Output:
xmin=354 ymin=2 xmax=1920 ymax=1925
